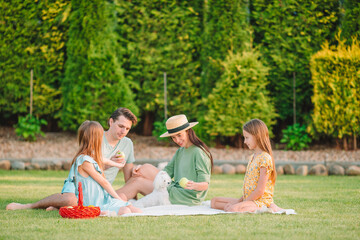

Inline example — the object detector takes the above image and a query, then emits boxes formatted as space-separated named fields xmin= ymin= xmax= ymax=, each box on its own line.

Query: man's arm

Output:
xmin=123 ymin=163 xmax=134 ymax=183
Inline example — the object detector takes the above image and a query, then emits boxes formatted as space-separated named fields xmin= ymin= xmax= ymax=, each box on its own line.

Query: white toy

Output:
xmin=133 ymin=171 xmax=171 ymax=208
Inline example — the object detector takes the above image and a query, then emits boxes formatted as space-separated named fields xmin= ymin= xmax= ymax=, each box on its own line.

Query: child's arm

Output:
xmin=81 ymin=161 xmax=125 ymax=201
xmin=244 ymin=167 xmax=268 ymax=201
xmin=103 ymin=155 xmax=126 ymax=170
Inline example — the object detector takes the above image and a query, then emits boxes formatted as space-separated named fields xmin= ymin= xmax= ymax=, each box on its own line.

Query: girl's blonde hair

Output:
xmin=71 ymin=120 xmax=104 ymax=174
xmin=243 ymin=119 xmax=276 ymax=183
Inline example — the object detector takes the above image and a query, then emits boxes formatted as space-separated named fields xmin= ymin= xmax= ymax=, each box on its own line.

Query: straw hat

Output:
xmin=160 ymin=114 xmax=198 ymax=137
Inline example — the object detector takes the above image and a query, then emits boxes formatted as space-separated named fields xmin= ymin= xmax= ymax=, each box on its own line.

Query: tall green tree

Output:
xmin=60 ymin=0 xmax=137 ymax=130
xmin=250 ymin=0 xmax=340 ymax=130
xmin=0 ymin=0 xmax=69 ymax=126
xmin=341 ymin=0 xmax=360 ymax=43
xmin=200 ymin=0 xmax=250 ymax=98
xmin=115 ymin=0 xmax=202 ymax=135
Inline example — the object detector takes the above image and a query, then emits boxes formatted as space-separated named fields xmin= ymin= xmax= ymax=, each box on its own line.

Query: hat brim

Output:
xmin=160 ymin=122 xmax=198 ymax=138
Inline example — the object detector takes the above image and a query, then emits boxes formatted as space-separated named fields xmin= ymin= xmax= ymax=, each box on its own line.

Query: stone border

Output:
xmin=0 ymin=158 xmax=360 ymax=176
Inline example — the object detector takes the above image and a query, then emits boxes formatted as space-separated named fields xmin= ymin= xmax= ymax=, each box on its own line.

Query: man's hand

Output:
xmin=131 ymin=165 xmax=142 ymax=177
xmin=110 ymin=152 xmax=125 ymax=164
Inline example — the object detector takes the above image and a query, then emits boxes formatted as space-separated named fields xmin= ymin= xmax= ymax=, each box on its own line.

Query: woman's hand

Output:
xmin=184 ymin=181 xmax=208 ymax=191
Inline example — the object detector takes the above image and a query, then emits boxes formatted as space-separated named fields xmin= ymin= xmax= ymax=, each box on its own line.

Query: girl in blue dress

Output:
xmin=66 ymin=120 xmax=141 ymax=215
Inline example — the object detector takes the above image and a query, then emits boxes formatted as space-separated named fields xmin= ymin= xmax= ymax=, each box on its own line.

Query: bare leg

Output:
xmin=116 ymin=177 xmax=154 ymax=200
xmin=6 ymin=193 xmax=77 ymax=210
xmin=116 ymin=164 xmax=159 ymax=199
xmin=45 ymin=206 xmax=59 ymax=211
xmin=118 ymin=193 xmax=128 ymax=201
xmin=211 ymin=197 xmax=239 ymax=210
xmin=135 ymin=164 xmax=159 ymax=181
xmin=118 ymin=206 xmax=131 ymax=215
xmin=225 ymin=201 xmax=259 ymax=213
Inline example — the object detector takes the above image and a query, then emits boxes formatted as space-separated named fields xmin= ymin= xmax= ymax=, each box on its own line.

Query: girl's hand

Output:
xmin=224 ymin=203 xmax=233 ymax=212
xmin=104 ymin=156 xmax=126 ymax=169
xmin=223 ymin=198 xmax=242 ymax=211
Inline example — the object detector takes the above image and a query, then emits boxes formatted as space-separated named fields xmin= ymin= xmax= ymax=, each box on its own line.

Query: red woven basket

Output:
xmin=59 ymin=182 xmax=100 ymax=219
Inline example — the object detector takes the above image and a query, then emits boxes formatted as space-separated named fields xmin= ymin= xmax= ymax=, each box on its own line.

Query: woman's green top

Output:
xmin=164 ymin=145 xmax=211 ymax=206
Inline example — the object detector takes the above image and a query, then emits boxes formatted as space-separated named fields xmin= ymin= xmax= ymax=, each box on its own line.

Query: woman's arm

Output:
xmin=81 ymin=161 xmax=125 ymax=201
xmin=244 ymin=167 xmax=268 ymax=201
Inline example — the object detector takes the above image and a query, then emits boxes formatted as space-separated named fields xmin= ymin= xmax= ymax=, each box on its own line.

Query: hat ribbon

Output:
xmin=167 ymin=122 xmax=190 ymax=134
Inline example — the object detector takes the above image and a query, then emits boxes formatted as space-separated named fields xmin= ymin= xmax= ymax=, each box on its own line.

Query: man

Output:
xmin=6 ymin=107 xmax=137 ymax=210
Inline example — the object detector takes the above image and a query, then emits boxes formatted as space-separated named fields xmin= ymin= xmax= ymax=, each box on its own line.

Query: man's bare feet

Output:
xmin=46 ymin=206 xmax=58 ymax=211
xmin=6 ymin=203 xmax=32 ymax=210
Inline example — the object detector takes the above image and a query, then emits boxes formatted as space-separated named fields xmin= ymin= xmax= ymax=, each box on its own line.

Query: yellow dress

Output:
xmin=243 ymin=152 xmax=274 ymax=207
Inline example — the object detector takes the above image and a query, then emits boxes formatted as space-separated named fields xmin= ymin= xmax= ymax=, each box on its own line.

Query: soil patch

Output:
xmin=1 ymin=127 xmax=359 ymax=163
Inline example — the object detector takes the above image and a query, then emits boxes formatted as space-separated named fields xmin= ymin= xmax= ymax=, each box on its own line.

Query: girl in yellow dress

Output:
xmin=211 ymin=119 xmax=282 ymax=213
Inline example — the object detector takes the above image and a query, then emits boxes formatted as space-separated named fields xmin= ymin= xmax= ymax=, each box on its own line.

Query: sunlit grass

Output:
xmin=0 ymin=170 xmax=359 ymax=240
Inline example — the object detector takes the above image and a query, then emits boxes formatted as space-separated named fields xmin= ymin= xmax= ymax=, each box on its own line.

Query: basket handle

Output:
xmin=72 ymin=157 xmax=83 ymax=206
xmin=78 ymin=182 xmax=83 ymax=207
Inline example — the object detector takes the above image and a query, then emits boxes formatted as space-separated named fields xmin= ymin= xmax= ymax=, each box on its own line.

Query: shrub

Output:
xmin=14 ymin=114 xmax=47 ymax=141
xmin=310 ymin=34 xmax=360 ymax=145
xmin=204 ymin=50 xmax=277 ymax=139
xmin=152 ymin=120 xmax=169 ymax=142
xmin=280 ymin=124 xmax=312 ymax=150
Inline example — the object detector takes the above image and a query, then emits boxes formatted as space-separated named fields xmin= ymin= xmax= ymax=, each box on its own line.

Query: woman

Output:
xmin=117 ymin=114 xmax=213 ymax=206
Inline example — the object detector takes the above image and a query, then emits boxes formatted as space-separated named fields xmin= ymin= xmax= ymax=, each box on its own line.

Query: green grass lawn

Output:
xmin=0 ymin=170 xmax=359 ymax=240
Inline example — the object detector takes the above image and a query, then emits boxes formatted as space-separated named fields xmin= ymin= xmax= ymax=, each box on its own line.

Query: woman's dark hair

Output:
xmin=187 ymin=128 xmax=213 ymax=169
xmin=108 ymin=107 xmax=137 ymax=126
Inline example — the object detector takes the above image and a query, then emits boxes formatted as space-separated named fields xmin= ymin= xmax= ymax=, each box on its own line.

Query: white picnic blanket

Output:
xmin=106 ymin=201 xmax=296 ymax=217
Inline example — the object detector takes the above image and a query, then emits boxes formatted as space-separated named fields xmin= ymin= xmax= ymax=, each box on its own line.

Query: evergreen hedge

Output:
xmin=1 ymin=0 xmax=359 ymax=146
xmin=310 ymin=35 xmax=360 ymax=146
xmin=200 ymin=0 xmax=250 ymax=97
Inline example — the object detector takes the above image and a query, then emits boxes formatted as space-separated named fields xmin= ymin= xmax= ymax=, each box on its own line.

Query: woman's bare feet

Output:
xmin=6 ymin=203 xmax=32 ymax=210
